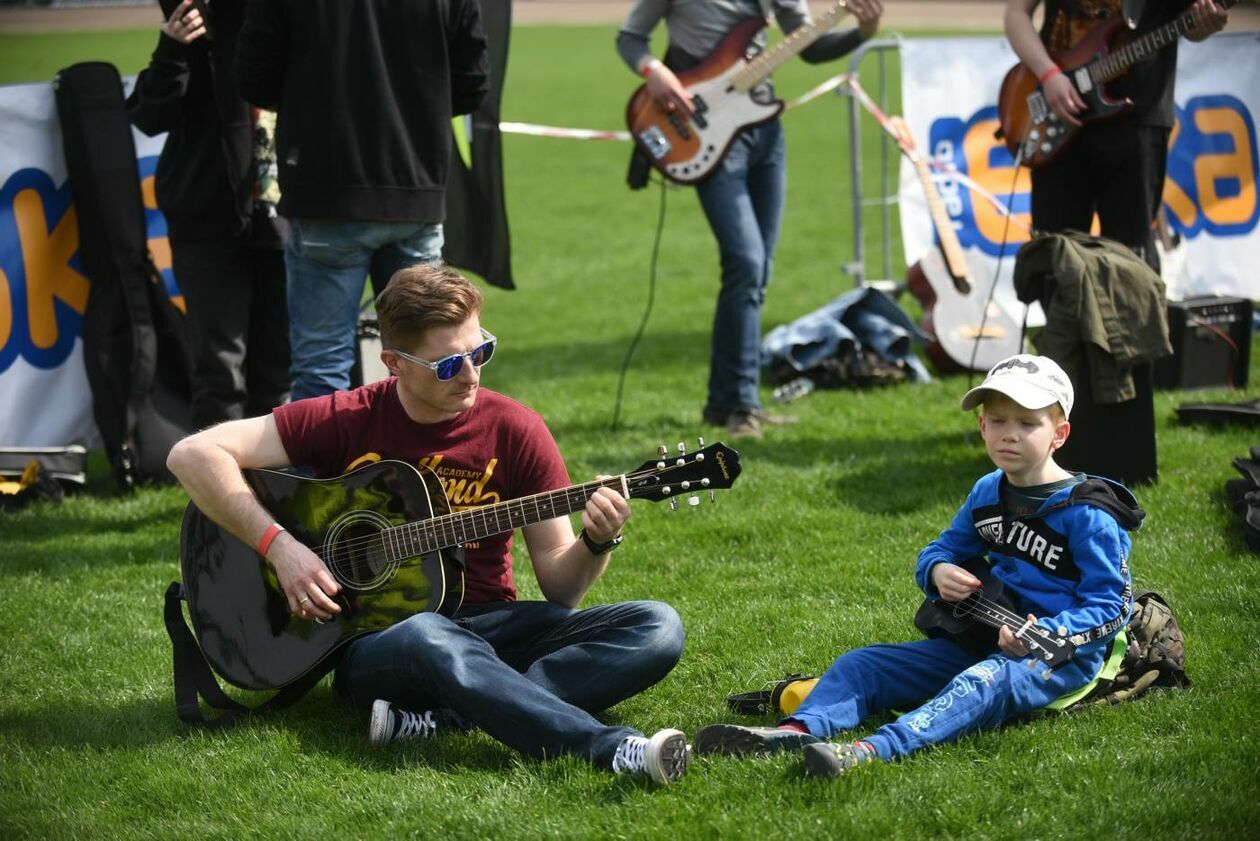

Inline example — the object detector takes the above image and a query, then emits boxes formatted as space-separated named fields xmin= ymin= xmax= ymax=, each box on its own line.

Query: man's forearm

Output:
xmin=167 ymin=435 xmax=279 ymax=556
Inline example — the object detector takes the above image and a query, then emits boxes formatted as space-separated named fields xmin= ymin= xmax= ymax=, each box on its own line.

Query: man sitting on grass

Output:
xmin=693 ymin=354 xmax=1143 ymax=776
xmin=167 ymin=265 xmax=689 ymax=785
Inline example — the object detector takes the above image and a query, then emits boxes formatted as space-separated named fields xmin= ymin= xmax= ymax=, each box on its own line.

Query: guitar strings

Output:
xmin=948 ymin=589 xmax=1064 ymax=648
xmin=301 ymin=465 xmax=681 ymax=575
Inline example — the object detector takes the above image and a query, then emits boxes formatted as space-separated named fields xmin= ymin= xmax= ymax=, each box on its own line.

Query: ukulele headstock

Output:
xmin=625 ymin=439 xmax=741 ymax=507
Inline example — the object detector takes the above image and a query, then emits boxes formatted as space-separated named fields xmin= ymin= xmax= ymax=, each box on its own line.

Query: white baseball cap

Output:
xmin=960 ymin=354 xmax=1074 ymax=419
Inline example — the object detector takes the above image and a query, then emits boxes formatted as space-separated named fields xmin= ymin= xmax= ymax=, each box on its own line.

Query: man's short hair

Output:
xmin=376 ymin=265 xmax=484 ymax=351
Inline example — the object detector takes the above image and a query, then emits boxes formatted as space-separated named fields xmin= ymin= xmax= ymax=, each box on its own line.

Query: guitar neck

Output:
xmin=1093 ymin=0 xmax=1239 ymax=84
xmin=384 ymin=477 xmax=625 ymax=559
xmin=908 ymin=157 xmax=970 ymax=281
xmin=732 ymin=1 xmax=850 ymax=92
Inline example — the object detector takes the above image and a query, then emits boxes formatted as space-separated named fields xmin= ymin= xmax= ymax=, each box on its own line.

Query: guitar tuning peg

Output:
xmin=657 ymin=444 xmax=668 ymax=457
xmin=709 ymin=490 xmax=716 ymax=503
xmin=697 ymin=436 xmax=705 ymax=448
xmin=688 ymin=495 xmax=700 ymax=507
xmin=677 ymin=441 xmax=687 ymax=455
xmin=669 ymin=499 xmax=679 ymax=511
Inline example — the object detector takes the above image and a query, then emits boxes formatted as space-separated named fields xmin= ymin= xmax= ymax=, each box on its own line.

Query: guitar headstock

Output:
xmin=625 ymin=440 xmax=741 ymax=507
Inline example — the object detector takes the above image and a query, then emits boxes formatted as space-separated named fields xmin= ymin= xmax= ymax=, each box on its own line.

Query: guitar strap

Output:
xmin=163 ymin=582 xmax=331 ymax=729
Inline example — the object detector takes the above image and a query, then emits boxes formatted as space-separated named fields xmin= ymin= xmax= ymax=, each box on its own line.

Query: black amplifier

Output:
xmin=1154 ymin=296 xmax=1252 ymax=391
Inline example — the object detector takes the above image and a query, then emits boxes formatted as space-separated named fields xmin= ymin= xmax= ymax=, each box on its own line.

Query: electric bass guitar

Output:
xmin=180 ymin=442 xmax=741 ymax=691
xmin=997 ymin=0 xmax=1242 ymax=168
xmin=888 ymin=117 xmax=1022 ymax=373
xmin=626 ymin=1 xmax=852 ymax=184
xmin=914 ymin=557 xmax=1077 ymax=668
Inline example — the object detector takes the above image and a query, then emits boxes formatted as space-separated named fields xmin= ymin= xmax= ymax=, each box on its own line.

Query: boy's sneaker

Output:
xmin=693 ymin=724 xmax=819 ymax=756
xmin=368 ymin=699 xmax=439 ymax=747
xmin=802 ymin=740 xmax=879 ymax=778
xmin=611 ymin=729 xmax=690 ymax=785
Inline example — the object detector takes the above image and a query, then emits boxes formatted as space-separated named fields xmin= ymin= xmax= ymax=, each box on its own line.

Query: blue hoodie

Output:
xmin=915 ymin=469 xmax=1143 ymax=643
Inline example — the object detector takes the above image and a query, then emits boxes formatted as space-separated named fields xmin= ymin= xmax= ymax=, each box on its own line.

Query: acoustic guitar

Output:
xmin=997 ymin=0 xmax=1242 ymax=168
xmin=625 ymin=1 xmax=852 ymax=184
xmin=889 ymin=117 xmax=1022 ymax=373
xmin=180 ymin=442 xmax=741 ymax=691
xmin=914 ymin=557 xmax=1077 ymax=668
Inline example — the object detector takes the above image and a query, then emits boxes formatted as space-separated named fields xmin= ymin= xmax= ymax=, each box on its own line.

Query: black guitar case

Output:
xmin=54 ymin=62 xmax=192 ymax=489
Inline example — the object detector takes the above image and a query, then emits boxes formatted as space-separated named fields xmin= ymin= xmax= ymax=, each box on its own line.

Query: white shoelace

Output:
xmin=396 ymin=709 xmax=437 ymax=741
xmin=611 ymin=736 xmax=648 ymax=775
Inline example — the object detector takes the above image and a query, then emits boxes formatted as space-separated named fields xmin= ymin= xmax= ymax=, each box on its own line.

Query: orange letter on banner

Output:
xmin=964 ymin=117 xmax=1032 ymax=247
xmin=15 ymin=188 xmax=88 ymax=350
xmin=0 ymin=267 xmax=11 ymax=350
xmin=1194 ymin=106 xmax=1257 ymax=228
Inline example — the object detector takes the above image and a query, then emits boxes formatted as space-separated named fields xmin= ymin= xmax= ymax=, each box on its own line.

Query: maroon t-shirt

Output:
xmin=273 ymin=380 xmax=572 ymax=605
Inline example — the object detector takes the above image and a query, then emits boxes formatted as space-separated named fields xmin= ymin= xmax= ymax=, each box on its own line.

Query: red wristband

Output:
xmin=1038 ymin=65 xmax=1062 ymax=85
xmin=257 ymin=522 xmax=285 ymax=557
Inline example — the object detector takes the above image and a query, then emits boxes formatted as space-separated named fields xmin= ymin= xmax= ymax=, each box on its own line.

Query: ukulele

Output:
xmin=625 ymin=1 xmax=852 ymax=184
xmin=889 ymin=117 xmax=1023 ymax=373
xmin=914 ymin=557 xmax=1077 ymax=668
xmin=997 ymin=0 xmax=1243 ymax=168
xmin=180 ymin=442 xmax=741 ymax=691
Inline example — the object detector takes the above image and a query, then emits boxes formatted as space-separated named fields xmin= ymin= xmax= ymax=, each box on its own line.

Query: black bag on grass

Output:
xmin=54 ymin=62 xmax=192 ymax=490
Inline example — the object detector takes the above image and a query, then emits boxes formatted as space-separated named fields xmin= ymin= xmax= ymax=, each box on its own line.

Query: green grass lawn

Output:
xmin=3 ymin=23 xmax=1259 ymax=841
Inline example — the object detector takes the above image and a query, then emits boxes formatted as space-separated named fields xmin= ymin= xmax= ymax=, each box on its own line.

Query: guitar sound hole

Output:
xmin=325 ymin=512 xmax=397 ymax=591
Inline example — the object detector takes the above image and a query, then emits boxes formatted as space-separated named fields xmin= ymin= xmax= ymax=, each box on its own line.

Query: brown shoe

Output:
xmin=726 ymin=408 xmax=764 ymax=439
xmin=703 ymin=406 xmax=798 ymax=429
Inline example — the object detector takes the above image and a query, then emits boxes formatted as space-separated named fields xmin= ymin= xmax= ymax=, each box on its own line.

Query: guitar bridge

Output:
xmin=638 ymin=125 xmax=672 ymax=160
xmin=1027 ymin=90 xmax=1048 ymax=125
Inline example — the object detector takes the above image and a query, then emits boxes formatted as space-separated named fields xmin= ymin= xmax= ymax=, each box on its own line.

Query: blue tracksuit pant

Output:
xmin=787 ymin=637 xmax=1108 ymax=760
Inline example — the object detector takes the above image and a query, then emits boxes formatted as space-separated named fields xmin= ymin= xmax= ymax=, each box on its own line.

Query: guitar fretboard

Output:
xmin=732 ymin=1 xmax=850 ymax=92
xmin=1091 ymin=0 xmax=1239 ymax=84
xmin=380 ymin=477 xmax=625 ymax=561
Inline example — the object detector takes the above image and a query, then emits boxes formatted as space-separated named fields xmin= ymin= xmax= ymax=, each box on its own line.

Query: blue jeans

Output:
xmin=788 ymin=636 xmax=1107 ymax=760
xmin=332 ymin=600 xmax=685 ymax=768
xmin=285 ymin=218 xmax=444 ymax=399
xmin=695 ymin=119 xmax=787 ymax=413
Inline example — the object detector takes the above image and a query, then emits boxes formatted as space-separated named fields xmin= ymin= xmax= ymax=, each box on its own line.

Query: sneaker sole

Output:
xmin=693 ymin=724 xmax=816 ymax=757
xmin=646 ymin=729 xmax=690 ymax=785
xmin=368 ymin=698 xmax=391 ymax=747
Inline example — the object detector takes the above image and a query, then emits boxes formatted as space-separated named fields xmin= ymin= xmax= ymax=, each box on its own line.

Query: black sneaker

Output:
xmin=693 ymin=724 xmax=819 ymax=757
xmin=368 ymin=699 xmax=440 ymax=747
xmin=802 ymin=740 xmax=879 ymax=778
xmin=611 ymin=729 xmax=690 ymax=785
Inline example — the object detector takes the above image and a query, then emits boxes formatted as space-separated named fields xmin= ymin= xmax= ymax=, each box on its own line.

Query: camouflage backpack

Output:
xmin=1067 ymin=590 xmax=1191 ymax=708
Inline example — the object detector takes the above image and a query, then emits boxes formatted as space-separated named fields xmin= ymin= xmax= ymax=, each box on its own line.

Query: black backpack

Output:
xmin=54 ymin=62 xmax=192 ymax=489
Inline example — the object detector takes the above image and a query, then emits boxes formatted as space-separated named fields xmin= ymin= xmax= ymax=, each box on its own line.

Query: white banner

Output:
xmin=0 ymin=78 xmax=172 ymax=448
xmin=898 ymin=32 xmax=1260 ymax=309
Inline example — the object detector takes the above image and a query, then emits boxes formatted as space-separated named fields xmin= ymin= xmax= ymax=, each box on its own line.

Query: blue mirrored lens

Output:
xmin=435 ymin=355 xmax=464 ymax=380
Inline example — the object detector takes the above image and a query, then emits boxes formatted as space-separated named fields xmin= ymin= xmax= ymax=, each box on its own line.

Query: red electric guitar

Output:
xmin=625 ymin=1 xmax=852 ymax=184
xmin=997 ymin=0 xmax=1243 ymax=168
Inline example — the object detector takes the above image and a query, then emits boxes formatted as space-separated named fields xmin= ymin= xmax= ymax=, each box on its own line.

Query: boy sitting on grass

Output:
xmin=694 ymin=354 xmax=1143 ymax=777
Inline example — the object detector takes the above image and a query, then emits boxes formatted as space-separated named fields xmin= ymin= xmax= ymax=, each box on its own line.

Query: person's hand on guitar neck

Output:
xmin=1186 ymin=0 xmax=1229 ymax=41
xmin=264 ymin=530 xmax=343 ymax=622
xmin=640 ymin=58 xmax=694 ymax=115
xmin=849 ymin=0 xmax=885 ymax=41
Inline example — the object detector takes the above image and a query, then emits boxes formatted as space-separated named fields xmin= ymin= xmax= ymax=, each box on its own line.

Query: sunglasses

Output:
xmin=387 ymin=329 xmax=497 ymax=381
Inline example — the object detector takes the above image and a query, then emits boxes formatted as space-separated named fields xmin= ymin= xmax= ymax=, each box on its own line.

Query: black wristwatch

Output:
xmin=580 ymin=529 xmax=623 ymax=555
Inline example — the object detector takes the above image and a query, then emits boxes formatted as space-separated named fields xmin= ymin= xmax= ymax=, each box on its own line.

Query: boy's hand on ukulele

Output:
xmin=931 ymin=563 xmax=984 ymax=603
xmin=998 ymin=614 xmax=1036 ymax=658
xmin=269 ymin=537 xmax=342 ymax=621
xmin=644 ymin=62 xmax=695 ymax=115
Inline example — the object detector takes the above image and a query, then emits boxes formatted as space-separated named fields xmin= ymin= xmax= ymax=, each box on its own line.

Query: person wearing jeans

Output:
xmin=166 ymin=266 xmax=690 ymax=785
xmin=285 ymin=220 xmax=443 ymax=400
xmin=617 ymin=0 xmax=883 ymax=438
xmin=236 ymin=0 xmax=490 ymax=398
